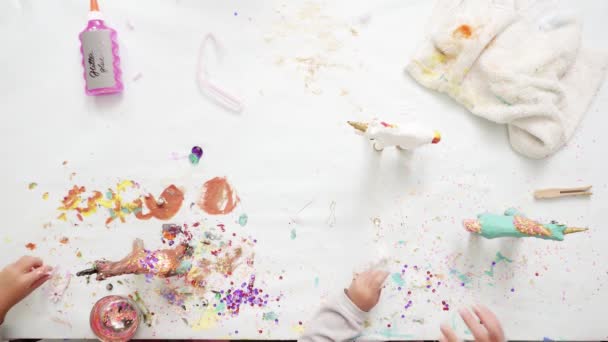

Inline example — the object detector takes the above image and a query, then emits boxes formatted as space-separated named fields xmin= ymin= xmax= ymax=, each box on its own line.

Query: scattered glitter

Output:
xmin=290 ymin=229 xmax=297 ymax=240
xmin=106 ymin=283 xmax=113 ymax=291
xmin=59 ymin=237 xmax=69 ymax=244
xmin=28 ymin=182 xmax=38 ymax=190
xmin=511 ymin=288 xmax=515 ymax=292
xmin=42 ymin=192 xmax=49 ymax=200
xmin=161 ymin=223 xmax=192 ymax=246
xmin=25 ymin=242 xmax=36 ymax=250
xmin=160 ymin=286 xmax=191 ymax=307
xmin=442 ymin=300 xmax=450 ymax=311
xmin=218 ymin=275 xmax=272 ymax=316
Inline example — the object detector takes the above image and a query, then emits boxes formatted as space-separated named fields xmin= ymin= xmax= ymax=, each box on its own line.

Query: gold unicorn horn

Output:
xmin=564 ymin=227 xmax=589 ymax=235
xmin=347 ymin=121 xmax=368 ymax=133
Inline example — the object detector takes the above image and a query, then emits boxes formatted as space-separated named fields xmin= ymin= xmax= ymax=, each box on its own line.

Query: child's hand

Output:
xmin=440 ymin=305 xmax=505 ymax=342
xmin=0 ymin=256 xmax=52 ymax=324
xmin=346 ymin=269 xmax=389 ymax=312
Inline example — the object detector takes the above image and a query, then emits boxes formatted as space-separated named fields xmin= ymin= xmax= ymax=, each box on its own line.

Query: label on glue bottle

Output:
xmin=81 ymin=30 xmax=116 ymax=90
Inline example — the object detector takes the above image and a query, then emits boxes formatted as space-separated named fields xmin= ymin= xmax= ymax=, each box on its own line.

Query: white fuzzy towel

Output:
xmin=406 ymin=0 xmax=608 ymax=159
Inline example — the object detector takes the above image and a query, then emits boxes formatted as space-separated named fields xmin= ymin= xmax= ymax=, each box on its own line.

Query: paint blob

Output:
xmin=198 ymin=177 xmax=240 ymax=215
xmin=453 ymin=24 xmax=472 ymax=38
xmin=238 ymin=213 xmax=248 ymax=227
xmin=135 ymin=185 xmax=184 ymax=220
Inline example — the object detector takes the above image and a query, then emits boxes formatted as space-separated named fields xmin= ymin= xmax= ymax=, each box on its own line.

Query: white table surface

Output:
xmin=1 ymin=0 xmax=607 ymax=340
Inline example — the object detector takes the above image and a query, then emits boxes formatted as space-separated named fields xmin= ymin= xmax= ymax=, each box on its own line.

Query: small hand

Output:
xmin=0 ymin=256 xmax=52 ymax=324
xmin=346 ymin=269 xmax=390 ymax=312
xmin=440 ymin=305 xmax=505 ymax=342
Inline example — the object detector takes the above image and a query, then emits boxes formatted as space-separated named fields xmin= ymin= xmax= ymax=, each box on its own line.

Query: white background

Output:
xmin=0 ymin=0 xmax=607 ymax=340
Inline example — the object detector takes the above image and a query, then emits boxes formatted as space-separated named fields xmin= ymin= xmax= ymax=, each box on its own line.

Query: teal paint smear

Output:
xmin=450 ymin=268 xmax=472 ymax=285
xmin=496 ymin=252 xmax=513 ymax=263
xmin=105 ymin=191 xmax=113 ymax=199
xmin=290 ymin=229 xmax=297 ymax=240
xmin=484 ymin=252 xmax=513 ymax=277
xmin=391 ymin=273 xmax=405 ymax=287
xmin=238 ymin=213 xmax=248 ymax=227
xmin=262 ymin=311 xmax=278 ymax=321
xmin=176 ymin=260 xmax=192 ymax=274
xmin=314 ymin=277 xmax=319 ymax=288
xmin=188 ymin=153 xmax=200 ymax=165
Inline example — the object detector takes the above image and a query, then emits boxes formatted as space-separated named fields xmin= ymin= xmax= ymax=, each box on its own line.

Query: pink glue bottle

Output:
xmin=79 ymin=0 xmax=123 ymax=95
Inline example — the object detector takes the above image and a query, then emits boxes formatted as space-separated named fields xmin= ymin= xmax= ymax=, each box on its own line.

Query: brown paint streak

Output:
xmin=198 ymin=177 xmax=240 ymax=215
xmin=135 ymin=185 xmax=184 ymax=220
xmin=453 ymin=25 xmax=472 ymax=39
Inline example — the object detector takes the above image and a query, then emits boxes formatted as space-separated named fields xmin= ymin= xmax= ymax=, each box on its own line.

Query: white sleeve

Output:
xmin=298 ymin=290 xmax=368 ymax=342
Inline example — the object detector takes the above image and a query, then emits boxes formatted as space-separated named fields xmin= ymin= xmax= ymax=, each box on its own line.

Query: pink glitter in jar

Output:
xmin=90 ymin=295 xmax=140 ymax=341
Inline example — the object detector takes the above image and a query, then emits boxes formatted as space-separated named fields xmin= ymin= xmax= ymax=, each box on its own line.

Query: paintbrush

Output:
xmin=76 ymin=266 xmax=99 ymax=277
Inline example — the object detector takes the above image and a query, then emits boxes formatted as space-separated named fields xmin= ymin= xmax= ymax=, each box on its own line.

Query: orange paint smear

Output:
xmin=57 ymin=182 xmax=184 ymax=224
xmin=59 ymin=185 xmax=86 ymax=210
xmin=25 ymin=242 xmax=36 ymax=250
xmin=198 ymin=177 xmax=240 ymax=215
xmin=135 ymin=185 xmax=184 ymax=220
xmin=453 ymin=24 xmax=472 ymax=39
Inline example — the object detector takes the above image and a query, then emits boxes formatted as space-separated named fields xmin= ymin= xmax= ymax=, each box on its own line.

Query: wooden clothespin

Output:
xmin=534 ymin=186 xmax=592 ymax=199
